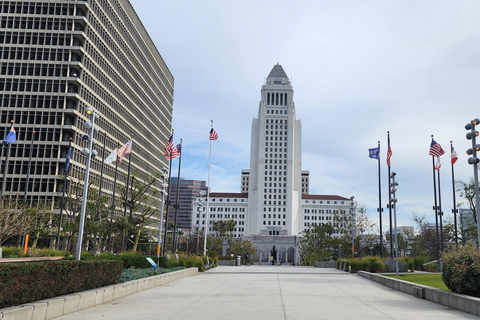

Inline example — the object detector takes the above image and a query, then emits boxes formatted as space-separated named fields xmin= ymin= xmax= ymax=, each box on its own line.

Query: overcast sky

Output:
xmin=130 ymin=0 xmax=480 ymax=229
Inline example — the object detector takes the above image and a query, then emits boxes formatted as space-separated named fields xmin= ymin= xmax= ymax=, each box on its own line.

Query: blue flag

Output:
xmin=2 ymin=126 xmax=16 ymax=145
xmin=65 ymin=144 xmax=72 ymax=172
xmin=176 ymin=143 xmax=182 ymax=155
xmin=369 ymin=146 xmax=380 ymax=159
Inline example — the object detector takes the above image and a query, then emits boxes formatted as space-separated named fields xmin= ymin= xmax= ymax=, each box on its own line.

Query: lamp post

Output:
xmin=76 ymin=108 xmax=99 ymax=261
xmin=390 ymin=172 xmax=399 ymax=276
xmin=157 ymin=167 xmax=168 ymax=258
xmin=350 ymin=196 xmax=355 ymax=258
xmin=465 ymin=118 xmax=480 ymax=247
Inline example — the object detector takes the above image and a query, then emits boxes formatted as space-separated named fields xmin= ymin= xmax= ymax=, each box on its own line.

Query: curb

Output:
xmin=357 ymin=271 xmax=480 ymax=317
xmin=0 ymin=267 xmax=198 ymax=320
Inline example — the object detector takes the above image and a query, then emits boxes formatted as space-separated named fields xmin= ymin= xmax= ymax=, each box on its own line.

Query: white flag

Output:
xmin=104 ymin=148 xmax=117 ymax=164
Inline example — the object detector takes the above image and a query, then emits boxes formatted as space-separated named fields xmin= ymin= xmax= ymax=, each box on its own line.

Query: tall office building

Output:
xmin=0 ymin=1 xmax=173 ymax=209
xmin=194 ymin=64 xmax=352 ymax=263
xmin=246 ymin=63 xmax=303 ymax=236
xmin=167 ymin=178 xmax=207 ymax=231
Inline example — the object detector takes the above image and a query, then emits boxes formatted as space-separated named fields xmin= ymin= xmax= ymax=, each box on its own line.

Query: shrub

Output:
xmin=343 ymin=257 xmax=386 ymax=273
xmin=0 ymin=259 xmax=123 ymax=308
xmin=399 ymin=257 xmax=415 ymax=271
xmin=118 ymin=267 xmax=185 ymax=283
xmin=442 ymin=243 xmax=480 ymax=297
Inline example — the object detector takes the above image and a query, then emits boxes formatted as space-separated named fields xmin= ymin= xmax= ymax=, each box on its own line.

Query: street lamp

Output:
xmin=390 ymin=172 xmax=399 ymax=276
xmin=157 ymin=167 xmax=168 ymax=258
xmin=350 ymin=196 xmax=355 ymax=258
xmin=197 ymin=190 xmax=206 ymax=254
xmin=465 ymin=118 xmax=480 ymax=247
xmin=76 ymin=107 xmax=99 ymax=261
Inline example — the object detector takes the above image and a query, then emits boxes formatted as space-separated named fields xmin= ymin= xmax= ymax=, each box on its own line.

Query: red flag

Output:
xmin=451 ymin=147 xmax=458 ymax=165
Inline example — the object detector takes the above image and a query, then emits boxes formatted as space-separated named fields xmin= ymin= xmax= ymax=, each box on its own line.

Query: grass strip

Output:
xmin=386 ymin=274 xmax=450 ymax=291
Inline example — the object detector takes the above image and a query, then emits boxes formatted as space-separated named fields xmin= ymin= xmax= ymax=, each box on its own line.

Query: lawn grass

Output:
xmin=386 ymin=274 xmax=450 ymax=291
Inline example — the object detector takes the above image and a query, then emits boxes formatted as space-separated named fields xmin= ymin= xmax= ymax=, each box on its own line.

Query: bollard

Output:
xmin=237 ymin=255 xmax=241 ymax=266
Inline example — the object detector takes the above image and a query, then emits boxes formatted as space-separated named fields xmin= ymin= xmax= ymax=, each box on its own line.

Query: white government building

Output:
xmin=194 ymin=64 xmax=353 ymax=264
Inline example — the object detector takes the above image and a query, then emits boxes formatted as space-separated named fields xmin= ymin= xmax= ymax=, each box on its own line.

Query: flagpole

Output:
xmin=21 ymin=129 xmax=35 ymax=248
xmin=1 ymin=120 xmax=14 ymax=196
xmin=107 ymin=142 xmax=120 ymax=252
xmin=57 ymin=137 xmax=71 ymax=250
xmin=122 ymin=134 xmax=133 ymax=252
xmin=450 ymin=141 xmax=458 ymax=244
xmin=377 ymin=141 xmax=383 ymax=257
xmin=431 ymin=135 xmax=440 ymax=259
xmin=93 ymin=131 xmax=107 ymax=254
xmin=204 ymin=121 xmax=213 ymax=256
xmin=437 ymin=164 xmax=444 ymax=252
xmin=162 ymin=129 xmax=175 ymax=255
xmin=172 ymin=139 xmax=182 ymax=252
xmin=387 ymin=132 xmax=393 ymax=258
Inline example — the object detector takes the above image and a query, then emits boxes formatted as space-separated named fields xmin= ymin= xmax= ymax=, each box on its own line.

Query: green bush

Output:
xmin=118 ymin=267 xmax=185 ymax=283
xmin=0 ymin=259 xmax=123 ymax=308
xmin=442 ymin=243 xmax=480 ymax=297
xmin=1 ymin=247 xmax=68 ymax=258
xmin=399 ymin=257 xmax=415 ymax=271
xmin=342 ymin=257 xmax=386 ymax=273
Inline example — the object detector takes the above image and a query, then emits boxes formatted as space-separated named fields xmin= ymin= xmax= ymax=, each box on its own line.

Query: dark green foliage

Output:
xmin=118 ymin=267 xmax=185 ymax=283
xmin=340 ymin=257 xmax=386 ymax=273
xmin=0 ymin=260 xmax=123 ymax=308
xmin=442 ymin=244 xmax=480 ymax=297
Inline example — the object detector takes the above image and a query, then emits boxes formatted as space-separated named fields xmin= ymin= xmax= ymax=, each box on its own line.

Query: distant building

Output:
xmin=167 ymin=178 xmax=207 ymax=231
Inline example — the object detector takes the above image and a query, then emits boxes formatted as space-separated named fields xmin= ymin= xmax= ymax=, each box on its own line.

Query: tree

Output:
xmin=457 ymin=179 xmax=478 ymax=244
xmin=119 ymin=171 xmax=162 ymax=252
xmin=228 ymin=239 xmax=256 ymax=264
xmin=410 ymin=212 xmax=438 ymax=258
xmin=0 ymin=196 xmax=24 ymax=246
xmin=212 ymin=220 xmax=236 ymax=238
xmin=332 ymin=202 xmax=379 ymax=257
xmin=24 ymin=203 xmax=54 ymax=248
xmin=299 ymin=224 xmax=335 ymax=265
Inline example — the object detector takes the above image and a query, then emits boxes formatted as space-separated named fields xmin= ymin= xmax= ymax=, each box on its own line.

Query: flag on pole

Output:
xmin=104 ymin=148 xmax=118 ymax=164
xmin=429 ymin=140 xmax=445 ymax=157
xmin=368 ymin=146 xmax=380 ymax=159
xmin=118 ymin=140 xmax=132 ymax=162
xmin=209 ymin=128 xmax=218 ymax=140
xmin=2 ymin=126 xmax=16 ymax=145
xmin=176 ymin=143 xmax=182 ymax=155
xmin=65 ymin=144 xmax=72 ymax=172
xmin=164 ymin=134 xmax=178 ymax=159
xmin=451 ymin=147 xmax=458 ymax=165
xmin=435 ymin=157 xmax=441 ymax=170
xmin=387 ymin=143 xmax=392 ymax=167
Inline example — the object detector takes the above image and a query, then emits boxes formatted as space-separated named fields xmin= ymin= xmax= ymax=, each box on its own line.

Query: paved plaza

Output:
xmin=53 ymin=265 xmax=476 ymax=320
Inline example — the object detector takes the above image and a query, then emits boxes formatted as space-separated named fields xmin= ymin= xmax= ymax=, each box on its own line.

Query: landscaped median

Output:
xmin=357 ymin=271 xmax=480 ymax=317
xmin=0 ymin=267 xmax=198 ymax=320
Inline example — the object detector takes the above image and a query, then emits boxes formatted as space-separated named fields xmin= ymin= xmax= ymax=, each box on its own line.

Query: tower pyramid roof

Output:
xmin=267 ymin=63 xmax=288 ymax=80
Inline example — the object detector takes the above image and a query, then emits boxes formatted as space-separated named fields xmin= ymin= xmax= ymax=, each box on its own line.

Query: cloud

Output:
xmin=131 ymin=0 xmax=480 ymax=229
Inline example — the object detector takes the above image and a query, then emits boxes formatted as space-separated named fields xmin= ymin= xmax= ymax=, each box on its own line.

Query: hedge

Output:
xmin=0 ymin=259 xmax=123 ymax=308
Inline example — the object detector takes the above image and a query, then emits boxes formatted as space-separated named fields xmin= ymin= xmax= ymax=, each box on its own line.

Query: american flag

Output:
xmin=209 ymin=128 xmax=218 ymax=140
xmin=164 ymin=134 xmax=178 ymax=159
xmin=118 ymin=140 xmax=132 ymax=162
xmin=387 ymin=143 xmax=392 ymax=167
xmin=429 ymin=140 xmax=445 ymax=157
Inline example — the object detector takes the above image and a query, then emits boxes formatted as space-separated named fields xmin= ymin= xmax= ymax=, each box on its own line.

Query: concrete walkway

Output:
xmin=53 ymin=265 xmax=477 ymax=320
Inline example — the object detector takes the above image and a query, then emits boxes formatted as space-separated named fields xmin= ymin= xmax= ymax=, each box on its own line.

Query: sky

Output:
xmin=130 ymin=0 xmax=480 ymax=230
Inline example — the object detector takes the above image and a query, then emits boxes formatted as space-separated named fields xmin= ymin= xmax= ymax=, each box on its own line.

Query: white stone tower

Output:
xmin=246 ymin=64 xmax=302 ymax=236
